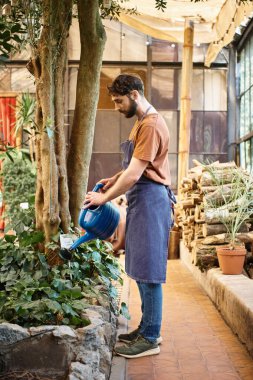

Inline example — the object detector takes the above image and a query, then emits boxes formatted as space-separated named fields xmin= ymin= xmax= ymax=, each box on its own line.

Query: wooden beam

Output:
xmin=178 ymin=19 xmax=194 ymax=196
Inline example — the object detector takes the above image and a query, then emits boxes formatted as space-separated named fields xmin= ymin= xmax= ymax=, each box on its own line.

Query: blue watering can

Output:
xmin=60 ymin=183 xmax=120 ymax=260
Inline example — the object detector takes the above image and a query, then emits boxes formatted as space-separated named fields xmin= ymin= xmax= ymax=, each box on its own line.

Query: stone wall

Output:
xmin=0 ymin=306 xmax=117 ymax=380
xmin=180 ymin=241 xmax=253 ymax=358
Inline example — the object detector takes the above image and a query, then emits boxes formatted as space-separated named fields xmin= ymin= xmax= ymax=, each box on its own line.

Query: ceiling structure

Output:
xmin=118 ymin=0 xmax=253 ymax=66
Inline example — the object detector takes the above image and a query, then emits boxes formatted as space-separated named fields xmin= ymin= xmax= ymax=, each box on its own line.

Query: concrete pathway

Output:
xmin=110 ymin=260 xmax=253 ymax=380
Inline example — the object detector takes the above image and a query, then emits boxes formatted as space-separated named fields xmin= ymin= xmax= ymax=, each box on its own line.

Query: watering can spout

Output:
xmin=70 ymin=232 xmax=96 ymax=250
xmin=59 ymin=232 xmax=96 ymax=261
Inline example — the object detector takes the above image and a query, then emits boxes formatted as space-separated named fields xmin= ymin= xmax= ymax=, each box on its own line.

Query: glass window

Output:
xmin=168 ymin=153 xmax=178 ymax=191
xmin=98 ymin=68 xmax=121 ymax=109
xmin=94 ymin=110 xmax=120 ymax=153
xmin=190 ymin=111 xmax=204 ymax=153
xmin=93 ymin=153 xmax=122 ymax=183
xmin=213 ymin=48 xmax=229 ymax=65
xmin=68 ymin=19 xmax=81 ymax=60
xmin=11 ymin=44 xmax=32 ymax=60
xmin=240 ymin=49 xmax=245 ymax=95
xmin=251 ymin=137 xmax=253 ymax=169
xmin=192 ymin=44 xmax=206 ymax=63
xmin=204 ymin=112 xmax=227 ymax=154
xmin=121 ymin=24 xmax=147 ymax=62
xmin=191 ymin=69 xmax=204 ymax=111
xmin=240 ymin=95 xmax=245 ymax=138
xmin=245 ymin=139 xmax=251 ymax=172
xmin=11 ymin=68 xmax=35 ymax=92
xmin=103 ymin=20 xmax=121 ymax=61
xmin=178 ymin=69 xmax=204 ymax=111
xmin=250 ymin=87 xmax=253 ymax=133
xmin=0 ymin=67 xmax=11 ymax=91
xmin=250 ymin=38 xmax=253 ymax=86
xmin=244 ymin=90 xmax=250 ymax=135
xmin=240 ymin=142 xmax=246 ymax=168
xmin=189 ymin=154 xmax=204 ymax=166
xmin=152 ymin=68 xmax=179 ymax=110
xmin=204 ymin=69 xmax=227 ymax=111
xmin=203 ymin=154 xmax=228 ymax=164
xmin=103 ymin=21 xmax=147 ymax=62
xmin=160 ymin=111 xmax=178 ymax=153
xmin=245 ymin=41 xmax=250 ymax=92
xmin=151 ymin=39 xmax=178 ymax=62
xmin=68 ymin=67 xmax=78 ymax=110
xmin=238 ymin=32 xmax=253 ymax=168
xmin=87 ymin=154 xmax=95 ymax=191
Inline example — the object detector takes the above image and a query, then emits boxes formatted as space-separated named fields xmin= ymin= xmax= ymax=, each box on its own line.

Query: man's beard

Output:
xmin=121 ymin=98 xmax=137 ymax=118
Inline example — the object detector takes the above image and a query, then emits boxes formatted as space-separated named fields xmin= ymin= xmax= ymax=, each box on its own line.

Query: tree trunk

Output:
xmin=67 ymin=0 xmax=106 ymax=226
xmin=30 ymin=0 xmax=72 ymax=244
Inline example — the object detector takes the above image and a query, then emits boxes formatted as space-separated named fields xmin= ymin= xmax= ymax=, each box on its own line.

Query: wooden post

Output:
xmin=178 ymin=19 xmax=194 ymax=196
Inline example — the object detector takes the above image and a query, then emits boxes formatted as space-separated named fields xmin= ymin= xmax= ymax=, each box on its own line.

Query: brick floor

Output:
xmin=113 ymin=260 xmax=253 ymax=380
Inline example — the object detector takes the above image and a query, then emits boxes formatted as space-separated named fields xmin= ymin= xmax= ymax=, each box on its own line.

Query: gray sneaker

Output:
xmin=118 ymin=328 xmax=140 ymax=343
xmin=118 ymin=328 xmax=163 ymax=344
xmin=114 ymin=335 xmax=160 ymax=358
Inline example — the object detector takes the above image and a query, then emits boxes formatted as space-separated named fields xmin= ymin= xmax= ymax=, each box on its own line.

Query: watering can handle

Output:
xmin=92 ymin=183 xmax=104 ymax=192
xmin=80 ymin=182 xmax=104 ymax=214
xmin=79 ymin=183 xmax=104 ymax=227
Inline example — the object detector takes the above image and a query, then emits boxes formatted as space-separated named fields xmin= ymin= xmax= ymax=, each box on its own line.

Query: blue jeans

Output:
xmin=137 ymin=282 xmax=162 ymax=343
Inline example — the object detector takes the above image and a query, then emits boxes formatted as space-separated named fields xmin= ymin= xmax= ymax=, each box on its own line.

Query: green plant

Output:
xmin=203 ymin=164 xmax=253 ymax=249
xmin=0 ymin=11 xmax=26 ymax=63
xmin=0 ymin=148 xmax=36 ymax=233
xmin=0 ymin=231 xmax=128 ymax=327
xmin=15 ymin=92 xmax=36 ymax=159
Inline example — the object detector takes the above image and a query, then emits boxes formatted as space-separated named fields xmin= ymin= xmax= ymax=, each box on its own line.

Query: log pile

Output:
xmin=176 ymin=160 xmax=253 ymax=270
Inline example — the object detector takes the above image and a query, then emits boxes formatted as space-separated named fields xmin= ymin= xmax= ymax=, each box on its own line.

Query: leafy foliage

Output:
xmin=0 ymin=10 xmax=26 ymax=63
xmin=155 ymin=0 xmax=167 ymax=11
xmin=0 ymin=149 xmax=36 ymax=233
xmin=0 ymin=0 xmax=42 ymax=56
xmin=15 ymin=92 xmax=36 ymax=136
xmin=0 ymin=233 xmax=126 ymax=327
xmin=0 ymin=148 xmax=129 ymax=326
xmin=99 ymin=0 xmax=137 ymax=19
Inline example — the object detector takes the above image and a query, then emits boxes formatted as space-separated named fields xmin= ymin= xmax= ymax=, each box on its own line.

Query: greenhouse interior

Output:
xmin=0 ymin=1 xmax=253 ymax=380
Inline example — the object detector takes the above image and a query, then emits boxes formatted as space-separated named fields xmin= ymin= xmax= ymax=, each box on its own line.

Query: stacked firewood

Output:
xmin=176 ymin=160 xmax=253 ymax=270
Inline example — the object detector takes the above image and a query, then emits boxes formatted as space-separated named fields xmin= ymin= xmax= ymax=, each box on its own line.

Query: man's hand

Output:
xmin=99 ymin=172 xmax=121 ymax=191
xmin=83 ymin=191 xmax=107 ymax=209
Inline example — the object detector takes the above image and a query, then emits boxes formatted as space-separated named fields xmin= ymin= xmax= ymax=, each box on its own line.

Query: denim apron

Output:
xmin=121 ymin=139 xmax=175 ymax=283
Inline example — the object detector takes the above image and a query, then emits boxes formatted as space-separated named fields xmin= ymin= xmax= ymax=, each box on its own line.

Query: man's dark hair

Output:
xmin=108 ymin=74 xmax=144 ymax=96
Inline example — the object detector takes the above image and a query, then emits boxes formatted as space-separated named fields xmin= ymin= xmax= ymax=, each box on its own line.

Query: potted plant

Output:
xmin=203 ymin=163 xmax=253 ymax=274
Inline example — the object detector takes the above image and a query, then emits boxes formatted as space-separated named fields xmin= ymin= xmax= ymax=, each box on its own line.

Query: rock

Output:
xmin=68 ymin=362 xmax=92 ymax=380
xmin=53 ymin=325 xmax=77 ymax=339
xmin=103 ymin=322 xmax=116 ymax=349
xmin=0 ymin=323 xmax=29 ymax=344
xmin=0 ymin=307 xmax=117 ymax=380
xmin=87 ymin=305 xmax=111 ymax=322
xmin=76 ymin=349 xmax=100 ymax=366
xmin=29 ymin=325 xmax=56 ymax=336
xmin=99 ymin=345 xmax=112 ymax=375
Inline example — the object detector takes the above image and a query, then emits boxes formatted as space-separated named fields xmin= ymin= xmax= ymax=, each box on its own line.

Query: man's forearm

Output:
xmin=103 ymin=169 xmax=139 ymax=203
xmin=114 ymin=170 xmax=124 ymax=180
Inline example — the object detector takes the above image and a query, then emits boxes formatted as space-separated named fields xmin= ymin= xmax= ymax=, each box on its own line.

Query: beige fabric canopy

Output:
xmin=118 ymin=0 xmax=253 ymax=66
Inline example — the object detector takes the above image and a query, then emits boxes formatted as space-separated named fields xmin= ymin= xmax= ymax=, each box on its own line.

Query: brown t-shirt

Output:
xmin=129 ymin=113 xmax=171 ymax=186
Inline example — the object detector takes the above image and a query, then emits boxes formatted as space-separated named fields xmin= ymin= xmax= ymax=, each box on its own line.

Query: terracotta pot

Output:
xmin=216 ymin=246 xmax=246 ymax=275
